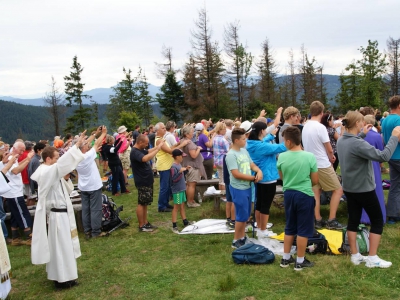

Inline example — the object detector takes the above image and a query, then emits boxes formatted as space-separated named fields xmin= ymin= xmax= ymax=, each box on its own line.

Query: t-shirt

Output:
xmin=170 ymin=163 xmax=186 ymax=193
xmin=381 ymin=114 xmax=400 ymax=160
xmin=148 ymin=132 xmax=156 ymax=148
xmin=164 ymin=132 xmax=177 ymax=147
xmin=197 ymin=133 xmax=213 ymax=160
xmin=302 ymin=120 xmax=331 ymax=168
xmin=130 ymin=147 xmax=153 ymax=187
xmin=76 ymin=148 xmax=103 ymax=191
xmin=132 ymin=130 xmax=140 ymax=146
xmin=1 ymin=160 xmax=23 ymax=198
xmin=277 ymin=150 xmax=317 ymax=197
xmin=225 ymin=129 xmax=232 ymax=145
xmin=226 ymin=148 xmax=253 ymax=190
xmin=278 ymin=123 xmax=291 ymax=144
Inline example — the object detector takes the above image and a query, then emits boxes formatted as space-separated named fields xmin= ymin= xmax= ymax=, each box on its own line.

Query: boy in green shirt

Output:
xmin=277 ymin=126 xmax=318 ymax=271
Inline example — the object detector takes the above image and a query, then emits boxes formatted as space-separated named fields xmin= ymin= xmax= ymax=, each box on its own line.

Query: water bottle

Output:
xmin=198 ymin=192 xmax=202 ymax=203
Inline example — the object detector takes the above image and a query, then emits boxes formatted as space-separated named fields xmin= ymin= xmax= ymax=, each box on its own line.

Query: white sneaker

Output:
xmin=350 ymin=254 xmax=368 ymax=265
xmin=266 ymin=223 xmax=273 ymax=229
xmin=187 ymin=202 xmax=200 ymax=208
xmin=365 ymin=257 xmax=392 ymax=268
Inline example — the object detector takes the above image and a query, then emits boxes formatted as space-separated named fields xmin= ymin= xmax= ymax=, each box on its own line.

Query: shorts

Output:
xmin=216 ymin=166 xmax=225 ymax=186
xmin=186 ymin=167 xmax=201 ymax=183
xmin=230 ymin=186 xmax=252 ymax=222
xmin=284 ymin=190 xmax=315 ymax=237
xmin=173 ymin=191 xmax=187 ymax=205
xmin=119 ymin=150 xmax=131 ymax=170
xmin=225 ymin=184 xmax=232 ymax=202
xmin=137 ymin=186 xmax=153 ymax=206
xmin=314 ymin=166 xmax=341 ymax=191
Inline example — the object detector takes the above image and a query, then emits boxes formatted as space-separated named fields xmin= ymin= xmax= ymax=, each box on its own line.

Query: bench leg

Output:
xmin=214 ymin=196 xmax=220 ymax=211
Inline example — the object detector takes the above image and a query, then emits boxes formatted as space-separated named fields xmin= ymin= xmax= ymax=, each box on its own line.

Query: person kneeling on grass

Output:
xmin=170 ymin=149 xmax=195 ymax=233
xmin=226 ymin=128 xmax=263 ymax=249
xmin=277 ymin=127 xmax=318 ymax=271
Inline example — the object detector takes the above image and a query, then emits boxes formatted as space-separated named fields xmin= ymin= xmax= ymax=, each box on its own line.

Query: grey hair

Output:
xmin=154 ymin=122 xmax=164 ymax=132
xmin=181 ymin=125 xmax=193 ymax=137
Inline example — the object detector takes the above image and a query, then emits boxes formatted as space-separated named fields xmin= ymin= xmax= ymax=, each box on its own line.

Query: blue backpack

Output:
xmin=232 ymin=243 xmax=275 ymax=264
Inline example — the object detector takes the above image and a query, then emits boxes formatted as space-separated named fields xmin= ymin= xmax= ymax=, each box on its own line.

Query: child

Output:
xmin=225 ymin=128 xmax=263 ymax=248
xmin=277 ymin=126 xmax=318 ymax=271
xmin=170 ymin=149 xmax=194 ymax=233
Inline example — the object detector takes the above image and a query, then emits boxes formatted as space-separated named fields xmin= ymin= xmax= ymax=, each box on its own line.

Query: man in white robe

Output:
xmin=31 ymin=132 xmax=86 ymax=289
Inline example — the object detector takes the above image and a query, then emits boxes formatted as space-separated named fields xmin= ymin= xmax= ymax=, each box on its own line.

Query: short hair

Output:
xmin=256 ymin=117 xmax=268 ymax=124
xmin=13 ymin=141 xmax=25 ymax=151
xmin=388 ymin=95 xmax=400 ymax=110
xmin=136 ymin=134 xmax=148 ymax=144
xmin=283 ymin=106 xmax=300 ymax=120
xmin=181 ymin=125 xmax=193 ymax=137
xmin=148 ymin=124 xmax=154 ymax=130
xmin=105 ymin=134 xmax=114 ymax=144
xmin=309 ymin=101 xmax=324 ymax=116
xmin=42 ymin=146 xmax=58 ymax=162
xmin=65 ymin=133 xmax=72 ymax=140
xmin=364 ymin=114 xmax=376 ymax=126
xmin=342 ymin=111 xmax=364 ymax=130
xmin=359 ymin=106 xmax=374 ymax=116
xmin=154 ymin=122 xmax=164 ymax=132
xmin=165 ymin=121 xmax=176 ymax=130
xmin=231 ymin=128 xmax=245 ymax=144
xmin=224 ymin=119 xmax=233 ymax=127
xmin=135 ymin=124 xmax=140 ymax=129
xmin=282 ymin=126 xmax=301 ymax=146
xmin=24 ymin=141 xmax=33 ymax=151
xmin=34 ymin=142 xmax=46 ymax=153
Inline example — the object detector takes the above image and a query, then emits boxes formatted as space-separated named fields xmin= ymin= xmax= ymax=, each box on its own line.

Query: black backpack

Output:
xmin=293 ymin=230 xmax=331 ymax=255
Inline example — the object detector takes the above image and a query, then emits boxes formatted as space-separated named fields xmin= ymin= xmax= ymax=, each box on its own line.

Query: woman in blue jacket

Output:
xmin=246 ymin=122 xmax=286 ymax=237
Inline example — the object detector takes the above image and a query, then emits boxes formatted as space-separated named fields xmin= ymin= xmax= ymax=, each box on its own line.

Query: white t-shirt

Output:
xmin=76 ymin=148 xmax=103 ymax=191
xmin=225 ymin=128 xmax=232 ymax=145
xmin=0 ymin=160 xmax=24 ymax=198
xmin=164 ymin=132 xmax=177 ymax=147
xmin=302 ymin=120 xmax=331 ymax=168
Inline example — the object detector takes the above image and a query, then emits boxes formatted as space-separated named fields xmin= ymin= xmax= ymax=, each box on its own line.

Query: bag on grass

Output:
xmin=340 ymin=224 xmax=369 ymax=254
xmin=293 ymin=230 xmax=330 ymax=255
xmin=232 ymin=243 xmax=275 ymax=264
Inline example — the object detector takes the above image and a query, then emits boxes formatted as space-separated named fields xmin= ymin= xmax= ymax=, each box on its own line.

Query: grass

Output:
xmin=6 ymin=166 xmax=400 ymax=300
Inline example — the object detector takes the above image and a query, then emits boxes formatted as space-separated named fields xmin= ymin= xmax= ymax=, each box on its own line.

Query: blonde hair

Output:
xmin=364 ymin=114 xmax=375 ymax=126
xmin=234 ymin=121 xmax=241 ymax=129
xmin=283 ymin=106 xmax=300 ymax=120
xmin=214 ymin=121 xmax=226 ymax=134
xmin=342 ymin=111 xmax=364 ymax=129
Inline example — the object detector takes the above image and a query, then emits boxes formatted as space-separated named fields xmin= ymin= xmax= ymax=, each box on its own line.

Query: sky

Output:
xmin=1 ymin=0 xmax=399 ymax=98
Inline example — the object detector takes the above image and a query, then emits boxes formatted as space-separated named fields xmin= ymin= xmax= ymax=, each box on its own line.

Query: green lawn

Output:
xmin=7 ymin=169 xmax=400 ymax=300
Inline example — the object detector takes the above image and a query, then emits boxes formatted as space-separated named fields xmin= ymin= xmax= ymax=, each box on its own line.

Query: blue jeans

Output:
xmin=158 ymin=170 xmax=171 ymax=210
xmin=0 ymin=199 xmax=8 ymax=238
xmin=387 ymin=160 xmax=400 ymax=218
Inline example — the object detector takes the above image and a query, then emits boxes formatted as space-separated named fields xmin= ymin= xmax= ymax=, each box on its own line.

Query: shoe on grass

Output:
xmin=365 ymin=257 xmax=392 ymax=268
xmin=92 ymin=232 xmax=109 ymax=238
xmin=145 ymin=222 xmax=158 ymax=229
xmin=172 ymin=227 xmax=179 ymax=234
xmin=11 ymin=238 xmax=26 ymax=246
xmin=226 ymin=221 xmax=235 ymax=230
xmin=314 ymin=218 xmax=326 ymax=229
xmin=158 ymin=207 xmax=172 ymax=212
xmin=139 ymin=225 xmax=154 ymax=232
xmin=187 ymin=202 xmax=200 ymax=208
xmin=326 ymin=218 xmax=343 ymax=230
xmin=231 ymin=237 xmax=248 ymax=249
xmin=294 ymin=258 xmax=314 ymax=271
xmin=280 ymin=256 xmax=295 ymax=268
xmin=351 ymin=254 xmax=368 ymax=265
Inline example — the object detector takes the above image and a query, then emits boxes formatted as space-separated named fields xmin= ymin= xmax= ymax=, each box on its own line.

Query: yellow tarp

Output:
xmin=270 ymin=229 xmax=342 ymax=255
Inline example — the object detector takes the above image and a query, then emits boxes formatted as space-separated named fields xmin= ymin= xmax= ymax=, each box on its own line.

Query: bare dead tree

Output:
xmin=43 ymin=76 xmax=66 ymax=136
xmin=386 ymin=37 xmax=400 ymax=96
xmin=154 ymin=44 xmax=175 ymax=78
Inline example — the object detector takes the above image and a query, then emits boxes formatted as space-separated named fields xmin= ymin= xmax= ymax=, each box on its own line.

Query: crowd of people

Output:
xmin=0 ymin=96 xmax=400 ymax=292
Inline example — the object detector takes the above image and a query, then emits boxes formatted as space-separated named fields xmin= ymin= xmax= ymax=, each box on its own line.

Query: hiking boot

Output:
xmin=314 ymin=218 xmax=326 ymax=229
xmin=326 ymin=219 xmax=343 ymax=230
xmin=231 ymin=237 xmax=247 ymax=249
xmin=351 ymin=254 xmax=368 ymax=265
xmin=226 ymin=221 xmax=235 ymax=230
xmin=280 ymin=256 xmax=295 ymax=268
xmin=92 ymin=232 xmax=109 ymax=238
xmin=294 ymin=258 xmax=314 ymax=271
xmin=172 ymin=227 xmax=179 ymax=234
xmin=365 ymin=256 xmax=392 ymax=268
xmin=139 ymin=224 xmax=154 ymax=232
xmin=11 ymin=238 xmax=26 ymax=246
xmin=144 ymin=222 xmax=158 ymax=229
xmin=187 ymin=202 xmax=200 ymax=208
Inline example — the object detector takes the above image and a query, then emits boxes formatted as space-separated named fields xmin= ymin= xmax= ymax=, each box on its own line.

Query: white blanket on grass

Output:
xmin=179 ymin=219 xmax=234 ymax=234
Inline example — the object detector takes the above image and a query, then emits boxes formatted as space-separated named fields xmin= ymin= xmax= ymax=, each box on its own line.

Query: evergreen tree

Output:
xmin=298 ymin=45 xmax=320 ymax=108
xmin=64 ymin=56 xmax=96 ymax=132
xmin=156 ymin=70 xmax=186 ymax=123
xmin=136 ymin=71 xmax=154 ymax=127
xmin=257 ymin=37 xmax=277 ymax=105
xmin=336 ymin=62 xmax=363 ymax=111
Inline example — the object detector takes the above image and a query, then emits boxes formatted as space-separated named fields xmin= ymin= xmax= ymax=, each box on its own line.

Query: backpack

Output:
xmin=293 ymin=230 xmax=330 ymax=255
xmin=340 ymin=224 xmax=369 ymax=255
xmin=232 ymin=243 xmax=275 ymax=264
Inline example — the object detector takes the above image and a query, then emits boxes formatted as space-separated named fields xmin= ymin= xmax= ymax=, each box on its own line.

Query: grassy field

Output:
xmin=7 ymin=169 xmax=400 ymax=300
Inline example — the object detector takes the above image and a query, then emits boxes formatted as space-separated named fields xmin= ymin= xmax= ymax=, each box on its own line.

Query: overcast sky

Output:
xmin=1 ymin=0 xmax=398 ymax=98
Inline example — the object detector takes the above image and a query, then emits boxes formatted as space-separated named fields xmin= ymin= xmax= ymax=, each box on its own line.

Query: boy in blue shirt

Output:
xmin=226 ymin=128 xmax=263 ymax=248
xmin=277 ymin=126 xmax=318 ymax=271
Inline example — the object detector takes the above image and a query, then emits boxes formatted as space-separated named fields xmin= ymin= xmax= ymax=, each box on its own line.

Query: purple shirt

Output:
xmin=197 ymin=133 xmax=213 ymax=160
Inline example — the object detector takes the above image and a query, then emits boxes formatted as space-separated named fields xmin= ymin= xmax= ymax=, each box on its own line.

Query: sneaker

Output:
xmin=387 ymin=217 xmax=400 ymax=224
xmin=315 ymin=218 xmax=326 ymax=229
xmin=365 ymin=257 xmax=392 ymax=268
xmin=226 ymin=221 xmax=235 ymax=230
xmin=183 ymin=221 xmax=195 ymax=227
xmin=187 ymin=202 xmax=200 ymax=208
xmin=294 ymin=258 xmax=314 ymax=271
xmin=266 ymin=223 xmax=273 ymax=229
xmin=158 ymin=207 xmax=172 ymax=212
xmin=280 ymin=256 xmax=295 ymax=268
xmin=145 ymin=222 xmax=158 ymax=229
xmin=139 ymin=225 xmax=154 ymax=232
xmin=231 ymin=237 xmax=247 ymax=249
xmin=326 ymin=219 xmax=343 ymax=230
xmin=351 ymin=254 xmax=368 ymax=265
xmin=11 ymin=238 xmax=26 ymax=246
xmin=172 ymin=227 xmax=179 ymax=234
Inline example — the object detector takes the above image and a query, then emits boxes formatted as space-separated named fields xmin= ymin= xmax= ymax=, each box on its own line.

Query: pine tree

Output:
xmin=136 ymin=70 xmax=154 ymax=127
xmin=336 ymin=61 xmax=363 ymax=111
xmin=64 ymin=56 xmax=96 ymax=132
xmin=257 ymin=37 xmax=277 ymax=105
xmin=156 ymin=70 xmax=186 ymax=123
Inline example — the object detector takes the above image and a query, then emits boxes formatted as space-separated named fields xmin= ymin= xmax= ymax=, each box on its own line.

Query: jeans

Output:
xmin=81 ymin=188 xmax=103 ymax=236
xmin=158 ymin=170 xmax=171 ymax=210
xmin=0 ymin=199 xmax=8 ymax=238
xmin=387 ymin=160 xmax=400 ymax=218
xmin=110 ymin=164 xmax=126 ymax=195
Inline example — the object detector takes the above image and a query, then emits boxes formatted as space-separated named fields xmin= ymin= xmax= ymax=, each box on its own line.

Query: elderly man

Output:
xmin=31 ymin=132 xmax=86 ymax=289
xmin=131 ymin=134 xmax=164 ymax=231
xmin=76 ymin=126 xmax=108 ymax=239
xmin=155 ymin=122 xmax=188 ymax=212
xmin=0 ymin=141 xmax=34 ymax=246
